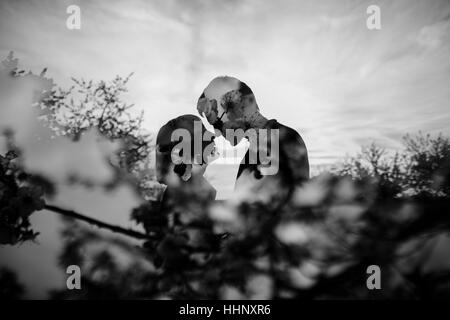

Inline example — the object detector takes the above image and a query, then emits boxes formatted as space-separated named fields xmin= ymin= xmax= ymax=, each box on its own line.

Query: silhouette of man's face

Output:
xmin=197 ymin=76 xmax=258 ymax=146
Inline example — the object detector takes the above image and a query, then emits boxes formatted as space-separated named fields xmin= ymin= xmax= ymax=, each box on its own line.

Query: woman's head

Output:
xmin=156 ymin=114 xmax=216 ymax=183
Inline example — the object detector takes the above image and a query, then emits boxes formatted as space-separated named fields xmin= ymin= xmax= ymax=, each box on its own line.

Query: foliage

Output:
xmin=0 ymin=267 xmax=26 ymax=299
xmin=48 ymin=123 xmax=450 ymax=299
xmin=38 ymin=69 xmax=154 ymax=185
xmin=403 ymin=133 xmax=450 ymax=196
xmin=336 ymin=135 xmax=450 ymax=199
xmin=0 ymin=52 xmax=154 ymax=244
xmin=0 ymin=133 xmax=45 ymax=245
xmin=2 ymin=53 xmax=450 ymax=299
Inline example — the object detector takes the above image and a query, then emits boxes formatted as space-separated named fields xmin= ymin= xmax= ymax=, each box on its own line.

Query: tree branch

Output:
xmin=43 ymin=204 xmax=154 ymax=240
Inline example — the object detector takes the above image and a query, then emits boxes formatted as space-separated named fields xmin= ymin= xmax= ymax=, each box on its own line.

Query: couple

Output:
xmin=156 ymin=76 xmax=309 ymax=206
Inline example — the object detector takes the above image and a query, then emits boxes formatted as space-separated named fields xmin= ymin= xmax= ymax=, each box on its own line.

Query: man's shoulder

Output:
xmin=266 ymin=119 xmax=306 ymax=148
xmin=267 ymin=119 xmax=309 ymax=180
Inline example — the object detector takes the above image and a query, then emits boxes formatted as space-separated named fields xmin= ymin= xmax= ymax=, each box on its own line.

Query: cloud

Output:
xmin=1 ymin=0 xmax=450 ymax=166
xmin=417 ymin=19 xmax=450 ymax=49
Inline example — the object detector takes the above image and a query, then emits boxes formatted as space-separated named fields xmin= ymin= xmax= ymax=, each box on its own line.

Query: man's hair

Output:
xmin=238 ymin=80 xmax=253 ymax=96
xmin=197 ymin=76 xmax=258 ymax=132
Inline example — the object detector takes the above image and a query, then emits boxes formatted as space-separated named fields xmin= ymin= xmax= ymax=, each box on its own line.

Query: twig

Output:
xmin=43 ymin=204 xmax=154 ymax=240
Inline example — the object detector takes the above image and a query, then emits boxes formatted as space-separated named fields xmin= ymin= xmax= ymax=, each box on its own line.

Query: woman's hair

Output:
xmin=156 ymin=114 xmax=215 ymax=181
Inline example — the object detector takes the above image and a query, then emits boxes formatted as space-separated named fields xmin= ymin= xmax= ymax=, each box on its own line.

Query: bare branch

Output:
xmin=43 ymin=204 xmax=155 ymax=240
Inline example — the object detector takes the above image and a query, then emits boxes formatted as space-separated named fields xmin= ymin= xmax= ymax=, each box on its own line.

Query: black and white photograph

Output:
xmin=1 ymin=0 xmax=450 ymax=304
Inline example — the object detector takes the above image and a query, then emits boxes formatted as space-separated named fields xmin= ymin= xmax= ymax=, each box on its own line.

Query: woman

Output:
xmin=155 ymin=114 xmax=217 ymax=202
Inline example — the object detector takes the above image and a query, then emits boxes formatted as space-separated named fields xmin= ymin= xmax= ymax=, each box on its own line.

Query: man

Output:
xmin=197 ymin=76 xmax=309 ymax=205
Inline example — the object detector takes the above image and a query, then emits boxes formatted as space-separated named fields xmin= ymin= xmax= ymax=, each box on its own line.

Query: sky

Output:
xmin=1 ymin=0 xmax=450 ymax=298
xmin=1 ymin=0 xmax=449 ymax=166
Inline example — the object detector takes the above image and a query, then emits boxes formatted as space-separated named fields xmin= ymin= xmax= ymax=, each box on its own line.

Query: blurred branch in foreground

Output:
xmin=44 ymin=204 xmax=154 ymax=240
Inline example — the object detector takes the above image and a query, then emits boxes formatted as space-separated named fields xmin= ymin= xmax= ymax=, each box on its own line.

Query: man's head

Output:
xmin=197 ymin=76 xmax=261 ymax=145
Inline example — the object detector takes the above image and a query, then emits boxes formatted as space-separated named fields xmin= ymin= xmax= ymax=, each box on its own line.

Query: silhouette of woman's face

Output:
xmin=156 ymin=115 xmax=216 ymax=184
